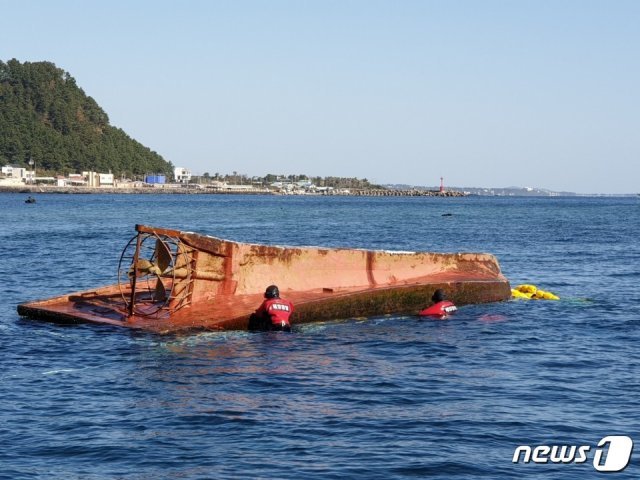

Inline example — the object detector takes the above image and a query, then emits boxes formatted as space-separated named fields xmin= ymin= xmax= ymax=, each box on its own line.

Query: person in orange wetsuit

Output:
xmin=418 ymin=289 xmax=457 ymax=318
xmin=250 ymin=285 xmax=294 ymax=332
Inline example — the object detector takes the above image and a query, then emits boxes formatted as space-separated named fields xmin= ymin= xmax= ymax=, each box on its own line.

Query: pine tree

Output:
xmin=0 ymin=59 xmax=173 ymax=176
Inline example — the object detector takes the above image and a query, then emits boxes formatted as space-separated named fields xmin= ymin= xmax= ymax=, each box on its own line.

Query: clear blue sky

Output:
xmin=2 ymin=0 xmax=638 ymax=193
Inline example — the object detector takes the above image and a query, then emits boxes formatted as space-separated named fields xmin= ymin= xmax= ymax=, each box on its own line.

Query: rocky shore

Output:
xmin=348 ymin=189 xmax=465 ymax=197
xmin=0 ymin=184 xmax=467 ymax=197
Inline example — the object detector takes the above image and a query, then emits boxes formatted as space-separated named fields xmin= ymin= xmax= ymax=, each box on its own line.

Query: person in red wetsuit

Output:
xmin=250 ymin=285 xmax=294 ymax=332
xmin=418 ymin=289 xmax=457 ymax=318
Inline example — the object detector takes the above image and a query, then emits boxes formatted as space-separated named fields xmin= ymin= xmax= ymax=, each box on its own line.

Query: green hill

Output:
xmin=0 ymin=59 xmax=173 ymax=177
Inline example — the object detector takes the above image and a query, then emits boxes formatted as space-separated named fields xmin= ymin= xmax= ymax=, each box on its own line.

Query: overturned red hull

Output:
xmin=18 ymin=225 xmax=511 ymax=333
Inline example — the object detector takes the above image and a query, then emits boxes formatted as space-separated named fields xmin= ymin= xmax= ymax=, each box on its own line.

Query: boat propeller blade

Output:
xmin=128 ymin=258 xmax=163 ymax=278
xmin=153 ymin=277 xmax=168 ymax=302
xmin=156 ymin=238 xmax=172 ymax=273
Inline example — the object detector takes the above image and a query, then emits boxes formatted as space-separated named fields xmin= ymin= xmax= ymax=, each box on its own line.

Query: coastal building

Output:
xmin=144 ymin=174 xmax=166 ymax=185
xmin=83 ymin=171 xmax=115 ymax=187
xmin=52 ymin=172 xmax=114 ymax=187
xmin=2 ymin=165 xmax=28 ymax=180
xmin=0 ymin=165 xmax=26 ymax=186
xmin=174 ymin=167 xmax=191 ymax=184
xmin=68 ymin=174 xmax=87 ymax=185
xmin=270 ymin=180 xmax=319 ymax=194
xmin=100 ymin=173 xmax=114 ymax=186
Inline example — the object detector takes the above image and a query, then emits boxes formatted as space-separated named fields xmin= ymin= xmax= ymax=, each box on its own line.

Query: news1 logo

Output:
xmin=513 ymin=436 xmax=633 ymax=472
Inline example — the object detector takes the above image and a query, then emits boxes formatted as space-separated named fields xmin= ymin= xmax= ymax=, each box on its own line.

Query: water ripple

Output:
xmin=2 ymin=195 xmax=640 ymax=479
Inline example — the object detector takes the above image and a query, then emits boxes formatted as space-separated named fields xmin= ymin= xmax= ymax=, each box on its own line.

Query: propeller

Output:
xmin=126 ymin=238 xmax=173 ymax=301
xmin=118 ymin=231 xmax=193 ymax=317
xmin=152 ymin=238 xmax=173 ymax=302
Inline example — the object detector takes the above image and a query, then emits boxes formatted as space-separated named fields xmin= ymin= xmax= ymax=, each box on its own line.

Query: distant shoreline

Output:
xmin=0 ymin=184 xmax=466 ymax=197
xmin=3 ymin=185 xmax=635 ymax=197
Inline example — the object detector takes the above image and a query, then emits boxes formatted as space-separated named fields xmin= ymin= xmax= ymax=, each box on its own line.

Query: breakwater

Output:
xmin=348 ymin=188 xmax=465 ymax=197
xmin=0 ymin=185 xmax=467 ymax=196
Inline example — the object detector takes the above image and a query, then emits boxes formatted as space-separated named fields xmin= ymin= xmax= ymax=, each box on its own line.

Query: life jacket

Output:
xmin=419 ymin=301 xmax=457 ymax=317
xmin=256 ymin=297 xmax=294 ymax=328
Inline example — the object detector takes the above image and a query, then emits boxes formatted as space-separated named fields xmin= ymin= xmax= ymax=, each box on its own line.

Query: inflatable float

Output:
xmin=511 ymin=284 xmax=559 ymax=300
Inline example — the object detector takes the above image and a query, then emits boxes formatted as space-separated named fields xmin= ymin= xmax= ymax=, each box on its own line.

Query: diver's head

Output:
xmin=264 ymin=285 xmax=280 ymax=299
xmin=431 ymin=289 xmax=446 ymax=303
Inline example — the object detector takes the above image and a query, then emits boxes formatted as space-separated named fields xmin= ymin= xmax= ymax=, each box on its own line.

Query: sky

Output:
xmin=1 ymin=0 xmax=638 ymax=193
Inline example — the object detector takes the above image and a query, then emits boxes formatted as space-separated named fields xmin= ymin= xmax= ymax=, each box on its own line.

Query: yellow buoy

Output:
xmin=512 ymin=284 xmax=559 ymax=300
xmin=516 ymin=284 xmax=537 ymax=294
xmin=533 ymin=289 xmax=560 ymax=300
xmin=511 ymin=289 xmax=532 ymax=299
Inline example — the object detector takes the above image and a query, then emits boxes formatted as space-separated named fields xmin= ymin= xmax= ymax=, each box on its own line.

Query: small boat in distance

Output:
xmin=17 ymin=224 xmax=511 ymax=333
xmin=25 ymin=196 xmax=36 ymax=204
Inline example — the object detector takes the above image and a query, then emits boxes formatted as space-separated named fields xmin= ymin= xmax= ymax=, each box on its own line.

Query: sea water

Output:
xmin=1 ymin=193 xmax=639 ymax=479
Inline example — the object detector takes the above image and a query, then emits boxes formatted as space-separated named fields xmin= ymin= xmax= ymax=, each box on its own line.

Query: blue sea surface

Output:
xmin=1 ymin=193 xmax=639 ymax=479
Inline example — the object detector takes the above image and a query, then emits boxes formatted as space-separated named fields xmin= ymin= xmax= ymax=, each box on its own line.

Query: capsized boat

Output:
xmin=17 ymin=224 xmax=511 ymax=333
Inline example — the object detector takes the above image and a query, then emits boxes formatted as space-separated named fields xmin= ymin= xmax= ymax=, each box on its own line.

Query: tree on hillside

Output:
xmin=0 ymin=59 xmax=173 ymax=176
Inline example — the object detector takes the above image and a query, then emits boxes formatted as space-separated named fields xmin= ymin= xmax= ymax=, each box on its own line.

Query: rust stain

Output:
xmin=366 ymin=251 xmax=377 ymax=286
xmin=244 ymin=244 xmax=306 ymax=267
xmin=221 ymin=242 xmax=236 ymax=294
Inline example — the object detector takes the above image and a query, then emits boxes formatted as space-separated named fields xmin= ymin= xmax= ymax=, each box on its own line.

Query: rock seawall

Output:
xmin=1 ymin=185 xmax=466 ymax=197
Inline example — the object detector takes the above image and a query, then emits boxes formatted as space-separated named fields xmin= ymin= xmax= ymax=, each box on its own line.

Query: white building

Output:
xmin=82 ymin=171 xmax=115 ymax=187
xmin=0 ymin=165 xmax=25 ymax=186
xmin=174 ymin=167 xmax=192 ymax=184
xmin=2 ymin=165 xmax=27 ymax=179
xmin=99 ymin=173 xmax=114 ymax=186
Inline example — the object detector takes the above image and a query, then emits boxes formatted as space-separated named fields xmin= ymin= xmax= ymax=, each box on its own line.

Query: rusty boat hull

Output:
xmin=17 ymin=225 xmax=511 ymax=333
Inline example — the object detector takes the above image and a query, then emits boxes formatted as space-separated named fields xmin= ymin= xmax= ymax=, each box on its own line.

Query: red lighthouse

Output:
xmin=440 ymin=177 xmax=445 ymax=193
